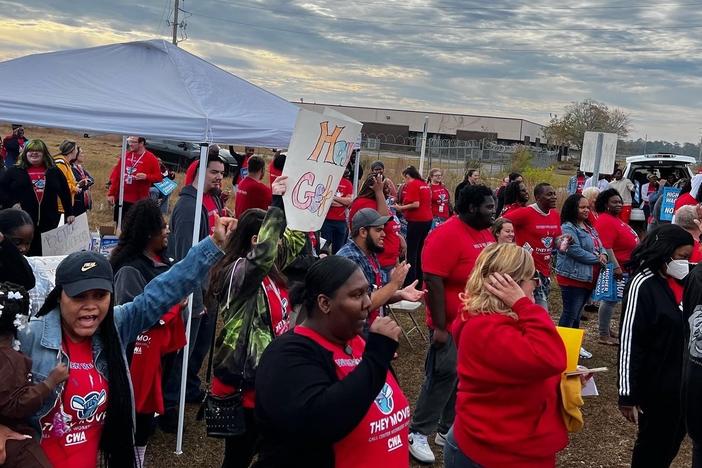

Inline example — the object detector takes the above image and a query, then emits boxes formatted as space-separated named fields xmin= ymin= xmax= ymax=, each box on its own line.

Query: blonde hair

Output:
xmin=460 ymin=243 xmax=535 ymax=320
xmin=582 ymin=187 xmax=600 ymax=203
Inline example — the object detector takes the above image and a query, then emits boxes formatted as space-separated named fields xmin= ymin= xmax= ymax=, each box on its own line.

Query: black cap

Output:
xmin=351 ymin=208 xmax=391 ymax=235
xmin=55 ymin=251 xmax=114 ymax=297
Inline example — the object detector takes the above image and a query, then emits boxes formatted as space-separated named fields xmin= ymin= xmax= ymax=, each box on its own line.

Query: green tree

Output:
xmin=544 ymin=99 xmax=631 ymax=149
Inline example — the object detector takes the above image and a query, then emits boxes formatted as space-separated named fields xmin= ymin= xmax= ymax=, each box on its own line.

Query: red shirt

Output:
xmin=692 ymin=240 xmax=702 ymax=264
xmin=212 ymin=276 xmax=289 ymax=407
xmin=326 ymin=178 xmax=353 ymax=221
xmin=349 ymin=197 xmax=401 ymax=268
xmin=430 ymin=183 xmax=451 ymax=219
xmin=403 ymin=178 xmax=432 ymax=222
xmin=108 ymin=150 xmax=163 ymax=203
xmin=269 ymin=161 xmax=282 ymax=188
xmin=130 ymin=304 xmax=186 ymax=414
xmin=294 ymin=326 xmax=410 ymax=468
xmin=41 ymin=336 xmax=108 ymax=468
xmin=203 ymin=193 xmax=221 ymax=235
xmin=504 ymin=206 xmax=562 ymax=276
xmin=27 ymin=165 xmax=46 ymax=203
xmin=422 ymin=216 xmax=494 ymax=328
xmin=594 ymin=212 xmax=639 ymax=264
xmin=674 ymin=192 xmax=697 ymax=211
xmin=235 ymin=176 xmax=272 ymax=218
xmin=501 ymin=202 xmax=525 ymax=217
xmin=452 ymin=298 xmax=568 ymax=468
xmin=576 ymin=175 xmax=586 ymax=194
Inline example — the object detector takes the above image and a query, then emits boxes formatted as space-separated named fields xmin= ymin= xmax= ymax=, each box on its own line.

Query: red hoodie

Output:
xmin=452 ymin=297 xmax=568 ymax=467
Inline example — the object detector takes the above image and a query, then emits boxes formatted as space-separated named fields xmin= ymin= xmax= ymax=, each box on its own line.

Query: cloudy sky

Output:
xmin=1 ymin=0 xmax=701 ymax=143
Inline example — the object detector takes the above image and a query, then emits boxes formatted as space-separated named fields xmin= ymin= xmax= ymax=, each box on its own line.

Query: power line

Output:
xmin=200 ymin=2 xmax=702 ymax=31
xmin=189 ymin=11 xmax=702 ymax=54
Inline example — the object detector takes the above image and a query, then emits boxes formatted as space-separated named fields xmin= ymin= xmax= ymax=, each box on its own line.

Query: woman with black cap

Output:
xmin=7 ymin=215 xmax=234 ymax=468
xmin=254 ymin=256 xmax=409 ymax=468
xmin=618 ymin=223 xmax=693 ymax=467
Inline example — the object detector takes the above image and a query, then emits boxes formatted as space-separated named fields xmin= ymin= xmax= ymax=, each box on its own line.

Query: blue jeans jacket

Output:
xmin=19 ymin=236 xmax=223 ymax=437
xmin=556 ymin=222 xmax=605 ymax=283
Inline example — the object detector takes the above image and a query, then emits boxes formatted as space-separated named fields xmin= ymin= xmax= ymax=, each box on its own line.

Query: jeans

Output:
xmin=320 ymin=219 xmax=348 ymax=254
xmin=598 ymin=301 xmax=618 ymax=337
xmin=533 ymin=271 xmax=552 ymax=310
xmin=558 ymin=285 xmax=592 ymax=329
xmin=405 ymin=220 xmax=432 ymax=287
xmin=444 ymin=428 xmax=483 ymax=468
xmin=410 ymin=331 xmax=458 ymax=436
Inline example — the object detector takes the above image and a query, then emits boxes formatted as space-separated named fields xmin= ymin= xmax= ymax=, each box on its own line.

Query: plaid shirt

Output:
xmin=337 ymin=240 xmax=384 ymax=293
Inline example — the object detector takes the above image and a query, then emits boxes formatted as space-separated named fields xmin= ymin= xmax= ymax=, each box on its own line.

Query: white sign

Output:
xmin=580 ymin=132 xmax=618 ymax=175
xmin=282 ymin=108 xmax=362 ymax=231
xmin=41 ymin=213 xmax=91 ymax=256
xmin=26 ymin=255 xmax=66 ymax=316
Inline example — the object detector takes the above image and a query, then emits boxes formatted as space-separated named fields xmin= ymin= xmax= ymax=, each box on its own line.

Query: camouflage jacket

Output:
xmin=212 ymin=206 xmax=306 ymax=389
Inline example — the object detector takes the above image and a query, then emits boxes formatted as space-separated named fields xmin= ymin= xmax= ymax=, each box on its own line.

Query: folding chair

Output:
xmin=387 ymin=300 xmax=427 ymax=349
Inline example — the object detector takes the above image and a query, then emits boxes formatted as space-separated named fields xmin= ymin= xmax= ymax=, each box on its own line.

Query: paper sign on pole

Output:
xmin=660 ymin=187 xmax=681 ymax=222
xmin=26 ymin=255 xmax=66 ymax=316
xmin=282 ymin=108 xmax=362 ymax=231
xmin=580 ymin=131 xmax=618 ymax=175
xmin=40 ymin=212 xmax=91 ymax=256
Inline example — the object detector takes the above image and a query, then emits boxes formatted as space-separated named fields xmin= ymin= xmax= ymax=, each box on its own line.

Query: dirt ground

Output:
xmin=7 ymin=126 xmax=694 ymax=467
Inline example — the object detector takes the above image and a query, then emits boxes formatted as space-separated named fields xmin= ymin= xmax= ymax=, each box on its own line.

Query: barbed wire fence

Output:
xmin=358 ymin=133 xmax=560 ymax=189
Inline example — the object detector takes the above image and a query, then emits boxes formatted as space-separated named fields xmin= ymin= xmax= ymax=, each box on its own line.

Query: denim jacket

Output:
xmin=556 ymin=222 xmax=605 ymax=283
xmin=19 ymin=236 xmax=223 ymax=437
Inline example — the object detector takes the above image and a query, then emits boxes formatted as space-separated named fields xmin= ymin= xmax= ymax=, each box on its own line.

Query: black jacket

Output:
xmin=683 ymin=264 xmax=702 ymax=442
xmin=0 ymin=237 xmax=35 ymax=291
xmin=254 ymin=331 xmax=397 ymax=468
xmin=619 ymin=269 xmax=686 ymax=408
xmin=168 ymin=184 xmax=222 ymax=314
xmin=0 ymin=166 xmax=73 ymax=233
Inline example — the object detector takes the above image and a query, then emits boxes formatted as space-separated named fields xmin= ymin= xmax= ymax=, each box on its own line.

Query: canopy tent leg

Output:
xmin=175 ymin=143 xmax=209 ymax=455
xmin=117 ymin=136 xmax=128 ymax=231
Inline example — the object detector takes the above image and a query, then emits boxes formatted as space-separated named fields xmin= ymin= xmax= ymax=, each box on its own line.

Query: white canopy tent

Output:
xmin=0 ymin=39 xmax=299 ymax=453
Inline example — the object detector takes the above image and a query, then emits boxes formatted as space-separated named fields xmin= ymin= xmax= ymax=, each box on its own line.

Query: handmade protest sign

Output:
xmin=41 ymin=212 xmax=91 ymax=256
xmin=26 ymin=255 xmax=66 ymax=316
xmin=282 ymin=108 xmax=363 ymax=231
xmin=660 ymin=186 xmax=681 ymax=222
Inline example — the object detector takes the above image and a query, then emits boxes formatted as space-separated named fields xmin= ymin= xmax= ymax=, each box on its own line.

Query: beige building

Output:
xmin=295 ymin=102 xmax=546 ymax=145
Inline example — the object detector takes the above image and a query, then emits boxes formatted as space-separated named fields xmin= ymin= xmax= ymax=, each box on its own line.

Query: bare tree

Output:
xmin=544 ymin=99 xmax=631 ymax=149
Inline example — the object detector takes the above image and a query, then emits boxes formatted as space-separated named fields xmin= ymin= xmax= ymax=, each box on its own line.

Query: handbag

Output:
xmin=197 ymin=260 xmax=248 ymax=438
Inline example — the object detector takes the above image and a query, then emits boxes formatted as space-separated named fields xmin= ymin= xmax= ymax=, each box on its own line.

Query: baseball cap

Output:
xmin=351 ymin=208 xmax=391 ymax=234
xmin=55 ymin=251 xmax=114 ymax=297
xmin=56 ymin=140 xmax=77 ymax=156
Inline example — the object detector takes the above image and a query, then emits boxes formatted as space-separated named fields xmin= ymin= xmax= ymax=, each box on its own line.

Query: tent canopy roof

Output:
xmin=0 ymin=39 xmax=298 ymax=147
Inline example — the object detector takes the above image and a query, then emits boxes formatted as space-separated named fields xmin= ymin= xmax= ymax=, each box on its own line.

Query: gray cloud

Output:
xmin=0 ymin=0 xmax=701 ymax=142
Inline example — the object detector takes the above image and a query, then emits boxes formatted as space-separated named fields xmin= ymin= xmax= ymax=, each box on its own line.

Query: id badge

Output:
xmin=439 ymin=204 xmax=445 ymax=213
xmin=126 ymin=175 xmax=133 ymax=184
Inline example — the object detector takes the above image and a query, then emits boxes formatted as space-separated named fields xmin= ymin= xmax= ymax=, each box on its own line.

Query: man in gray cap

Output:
xmin=337 ymin=208 xmax=424 ymax=332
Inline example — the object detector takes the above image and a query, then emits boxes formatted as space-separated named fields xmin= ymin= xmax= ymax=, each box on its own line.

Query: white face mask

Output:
xmin=666 ymin=259 xmax=690 ymax=280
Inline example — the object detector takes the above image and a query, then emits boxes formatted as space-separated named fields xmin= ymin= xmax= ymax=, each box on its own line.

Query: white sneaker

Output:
xmin=579 ymin=347 xmax=593 ymax=359
xmin=435 ymin=431 xmax=447 ymax=447
xmin=409 ymin=432 xmax=436 ymax=463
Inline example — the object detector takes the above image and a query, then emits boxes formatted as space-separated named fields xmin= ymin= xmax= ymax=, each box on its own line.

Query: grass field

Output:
xmin=8 ymin=125 xmax=693 ymax=467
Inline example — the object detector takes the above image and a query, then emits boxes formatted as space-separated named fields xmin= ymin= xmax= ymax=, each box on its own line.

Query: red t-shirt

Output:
xmin=130 ymin=304 xmax=186 ymax=414
xmin=269 ymin=161 xmax=282 ymax=188
xmin=501 ymin=202 xmax=524 ymax=217
xmin=108 ymin=150 xmax=163 ymax=203
xmin=203 ymin=193 xmax=221 ymax=236
xmin=422 ymin=216 xmax=494 ymax=328
xmin=235 ymin=176 xmax=273 ymax=218
xmin=452 ymin=298 xmax=568 ymax=467
xmin=326 ymin=178 xmax=353 ymax=221
xmin=692 ymin=240 xmax=702 ymax=264
xmin=674 ymin=192 xmax=697 ymax=211
xmin=212 ymin=276 xmax=289 ymax=407
xmin=294 ymin=326 xmax=410 ymax=468
xmin=594 ymin=212 xmax=639 ymax=264
xmin=430 ymin=183 xmax=451 ymax=219
xmin=349 ymin=198 xmax=401 ymax=268
xmin=576 ymin=175 xmax=586 ymax=194
xmin=403 ymin=178 xmax=432 ymax=222
xmin=27 ymin=165 xmax=47 ymax=203
xmin=41 ymin=336 xmax=108 ymax=468
xmin=504 ymin=206 xmax=561 ymax=276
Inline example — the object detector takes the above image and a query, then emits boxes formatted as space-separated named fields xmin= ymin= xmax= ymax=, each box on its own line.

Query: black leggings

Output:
xmin=222 ymin=409 xmax=258 ymax=468
xmin=405 ymin=220 xmax=432 ymax=287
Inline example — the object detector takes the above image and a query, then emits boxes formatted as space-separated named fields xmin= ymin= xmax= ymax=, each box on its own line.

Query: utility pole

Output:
xmin=171 ymin=0 xmax=180 ymax=46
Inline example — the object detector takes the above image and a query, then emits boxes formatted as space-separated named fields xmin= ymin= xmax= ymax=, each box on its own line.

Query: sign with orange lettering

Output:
xmin=283 ymin=108 xmax=362 ymax=231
